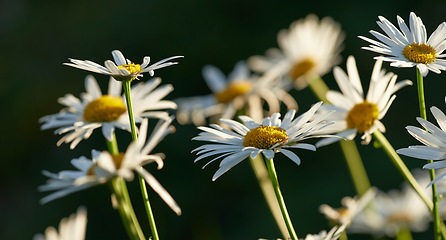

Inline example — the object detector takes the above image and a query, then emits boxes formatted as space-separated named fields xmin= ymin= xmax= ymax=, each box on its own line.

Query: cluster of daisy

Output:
xmin=34 ymin=10 xmax=446 ymax=240
xmin=37 ymin=50 xmax=183 ymax=239
xmin=182 ymin=11 xmax=446 ymax=240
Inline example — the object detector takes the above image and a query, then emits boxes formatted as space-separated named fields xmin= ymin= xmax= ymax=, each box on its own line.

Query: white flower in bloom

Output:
xmin=33 ymin=206 xmax=87 ymax=240
xmin=359 ymin=12 xmax=446 ymax=77
xmin=193 ymin=102 xmax=336 ymax=180
xmin=64 ymin=50 xmax=182 ymax=82
xmin=315 ymin=56 xmax=412 ymax=146
xmin=249 ymin=14 xmax=344 ymax=89
xmin=40 ymin=75 xmax=177 ymax=149
xmin=348 ymin=171 xmax=431 ymax=237
xmin=397 ymin=100 xmax=446 ymax=185
xmin=38 ymin=118 xmax=181 ymax=215
xmin=319 ymin=187 xmax=377 ymax=226
xmin=175 ymin=61 xmax=297 ymax=125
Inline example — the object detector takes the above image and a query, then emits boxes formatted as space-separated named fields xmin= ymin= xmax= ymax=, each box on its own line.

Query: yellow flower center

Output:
xmin=243 ymin=126 xmax=288 ymax=149
xmin=215 ymin=81 xmax=253 ymax=103
xmin=117 ymin=63 xmax=142 ymax=75
xmin=402 ymin=43 xmax=436 ymax=64
xmin=83 ymin=95 xmax=126 ymax=122
xmin=111 ymin=152 xmax=125 ymax=169
xmin=289 ymin=58 xmax=315 ymax=79
xmin=87 ymin=153 xmax=125 ymax=176
xmin=346 ymin=101 xmax=379 ymax=134
xmin=113 ymin=63 xmax=142 ymax=81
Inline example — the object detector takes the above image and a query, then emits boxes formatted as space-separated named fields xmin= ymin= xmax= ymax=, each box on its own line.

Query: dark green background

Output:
xmin=1 ymin=0 xmax=446 ymax=239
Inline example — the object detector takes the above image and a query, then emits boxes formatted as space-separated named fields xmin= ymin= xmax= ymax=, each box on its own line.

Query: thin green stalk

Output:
xmin=308 ymin=75 xmax=371 ymax=196
xmin=307 ymin=74 xmax=330 ymax=103
xmin=123 ymin=81 xmax=138 ymax=141
xmin=339 ymin=140 xmax=371 ymax=196
xmin=263 ymin=156 xmax=298 ymax=240
xmin=122 ymin=80 xmax=160 ymax=240
xmin=372 ymin=130 xmax=446 ymax=238
xmin=234 ymin=106 xmax=290 ymax=240
xmin=395 ymin=226 xmax=413 ymax=240
xmin=372 ymin=130 xmax=432 ymax=209
xmin=416 ymin=69 xmax=442 ymax=240
xmin=249 ymin=155 xmax=290 ymax=240
xmin=108 ymin=178 xmax=138 ymax=240
xmin=106 ymin=135 xmax=146 ymax=240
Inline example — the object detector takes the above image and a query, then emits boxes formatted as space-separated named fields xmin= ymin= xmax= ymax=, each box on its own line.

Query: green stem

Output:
xmin=416 ymin=69 xmax=442 ymax=240
xmin=264 ymin=156 xmax=298 ymax=240
xmin=108 ymin=178 xmax=138 ymax=240
xmin=106 ymin=135 xmax=146 ymax=240
xmin=249 ymin=155 xmax=291 ymax=239
xmin=396 ymin=226 xmax=413 ymax=240
xmin=339 ymin=140 xmax=371 ymax=196
xmin=123 ymin=81 xmax=138 ymax=141
xmin=372 ymin=130 xmax=432 ymax=209
xmin=373 ymin=130 xmax=446 ymax=239
xmin=122 ymin=80 xmax=160 ymax=240
xmin=307 ymin=74 xmax=330 ymax=103
xmin=308 ymin=75 xmax=371 ymax=196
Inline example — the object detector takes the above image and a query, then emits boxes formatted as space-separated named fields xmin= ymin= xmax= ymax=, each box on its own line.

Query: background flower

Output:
xmin=33 ymin=206 xmax=87 ymax=240
xmin=248 ymin=14 xmax=344 ymax=90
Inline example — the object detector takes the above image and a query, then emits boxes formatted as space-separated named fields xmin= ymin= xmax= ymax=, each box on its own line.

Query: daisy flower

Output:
xmin=38 ymin=118 xmax=181 ymax=215
xmin=348 ymin=171 xmax=431 ymax=237
xmin=319 ymin=187 xmax=377 ymax=226
xmin=193 ymin=101 xmax=335 ymax=181
xmin=40 ymin=75 xmax=177 ymax=149
xmin=315 ymin=56 xmax=412 ymax=146
xmin=64 ymin=50 xmax=182 ymax=82
xmin=175 ymin=61 xmax=297 ymax=125
xmin=248 ymin=14 xmax=344 ymax=89
xmin=359 ymin=12 xmax=446 ymax=77
xmin=33 ymin=206 xmax=87 ymax=240
xmin=397 ymin=99 xmax=446 ymax=185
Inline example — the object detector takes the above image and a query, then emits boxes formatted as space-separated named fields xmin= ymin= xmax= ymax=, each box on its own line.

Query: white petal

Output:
xmin=279 ymin=148 xmax=301 ymax=165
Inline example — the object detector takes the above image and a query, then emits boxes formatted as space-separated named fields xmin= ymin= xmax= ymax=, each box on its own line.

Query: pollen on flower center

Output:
xmin=289 ymin=58 xmax=315 ymax=79
xmin=111 ymin=153 xmax=125 ymax=169
xmin=243 ymin=126 xmax=288 ymax=149
xmin=402 ymin=43 xmax=436 ymax=64
xmin=83 ymin=95 xmax=126 ymax=122
xmin=215 ymin=81 xmax=253 ymax=103
xmin=87 ymin=153 xmax=125 ymax=176
xmin=346 ymin=101 xmax=379 ymax=134
xmin=117 ymin=63 xmax=142 ymax=75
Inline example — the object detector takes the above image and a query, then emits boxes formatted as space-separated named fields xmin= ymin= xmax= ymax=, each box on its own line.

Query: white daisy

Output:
xmin=315 ymin=56 xmax=412 ymax=146
xmin=33 ymin=206 xmax=87 ymax=240
xmin=193 ymin=102 xmax=335 ymax=181
xmin=348 ymin=171 xmax=431 ymax=237
xmin=40 ymin=75 xmax=177 ymax=149
xmin=38 ymin=118 xmax=181 ymax=215
xmin=175 ymin=61 xmax=297 ymax=125
xmin=319 ymin=187 xmax=377 ymax=226
xmin=64 ymin=50 xmax=182 ymax=82
xmin=248 ymin=14 xmax=344 ymax=89
xmin=397 ymin=99 xmax=446 ymax=185
xmin=359 ymin=12 xmax=446 ymax=77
